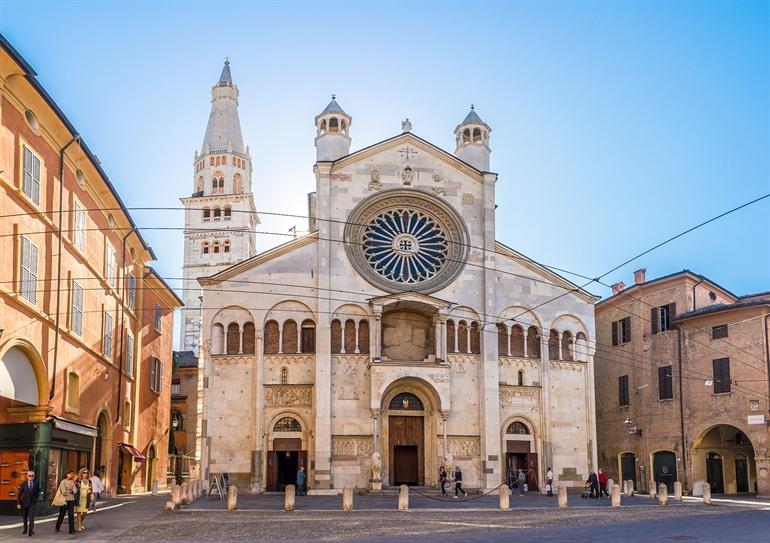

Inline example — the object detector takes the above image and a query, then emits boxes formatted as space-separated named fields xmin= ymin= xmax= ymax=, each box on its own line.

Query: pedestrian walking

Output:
xmin=17 ymin=469 xmax=39 ymax=536
xmin=53 ymin=470 xmax=77 ymax=534
xmin=517 ymin=470 xmax=527 ymax=496
xmin=89 ymin=471 xmax=104 ymax=512
xmin=546 ymin=467 xmax=554 ymax=497
xmin=586 ymin=471 xmax=600 ymax=499
xmin=74 ymin=468 xmax=92 ymax=532
xmin=598 ymin=469 xmax=609 ymax=498
xmin=439 ymin=466 xmax=448 ymax=496
xmin=453 ymin=466 xmax=467 ymax=498
xmin=296 ymin=465 xmax=306 ymax=496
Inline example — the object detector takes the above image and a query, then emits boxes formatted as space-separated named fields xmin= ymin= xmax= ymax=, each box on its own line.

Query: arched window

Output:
xmin=470 ymin=321 xmax=480 ymax=354
xmin=223 ymin=240 xmax=230 ymax=253
xmin=561 ymin=331 xmax=573 ymax=361
xmin=320 ymin=120 xmax=327 ymax=135
xmin=282 ymin=320 xmax=298 ymax=353
xmin=507 ymin=421 xmax=529 ymax=434
xmin=446 ymin=320 xmax=455 ymax=353
xmin=548 ymin=330 xmax=560 ymax=361
xmin=224 ymin=207 xmax=231 ymax=221
xmin=527 ymin=326 xmax=540 ymax=359
xmin=213 ymin=242 xmax=221 ymax=254
xmin=497 ymin=323 xmax=508 ymax=356
xmin=463 ymin=128 xmax=471 ymax=143
xmin=196 ymin=176 xmax=204 ymax=192
xmin=301 ymin=319 xmax=315 ymax=354
xmin=264 ymin=320 xmax=279 ymax=354
xmin=517 ymin=370 xmax=524 ymax=386
xmin=472 ymin=127 xmax=482 ymax=143
xmin=226 ymin=323 xmax=240 ymax=354
xmin=242 ymin=322 xmax=255 ymax=354
xmin=202 ymin=242 xmax=209 ymax=254
xmin=274 ymin=417 xmax=301 ymax=432
xmin=329 ymin=117 xmax=339 ymax=133
xmin=344 ymin=319 xmax=356 ymax=353
xmin=358 ymin=320 xmax=370 ymax=354
xmin=389 ymin=393 xmax=424 ymax=410
xmin=510 ymin=325 xmax=525 ymax=357
xmin=203 ymin=208 xmax=210 ymax=221
xmin=212 ymin=323 xmax=225 ymax=354
xmin=213 ymin=207 xmax=221 ymax=221
xmin=232 ymin=156 xmax=236 ymax=166
xmin=575 ymin=332 xmax=587 ymax=361
xmin=457 ymin=320 xmax=468 ymax=354
xmin=218 ymin=177 xmax=224 ymax=191
xmin=211 ymin=178 xmax=218 ymax=191
xmin=331 ymin=319 xmax=342 ymax=354
xmin=281 ymin=367 xmax=288 ymax=385
xmin=233 ymin=175 xmax=243 ymax=194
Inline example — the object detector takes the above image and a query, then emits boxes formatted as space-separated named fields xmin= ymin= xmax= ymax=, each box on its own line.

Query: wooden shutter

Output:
xmin=619 ymin=375 xmax=629 ymax=406
xmin=668 ymin=303 xmax=676 ymax=320
xmin=713 ymin=358 xmax=731 ymax=393
xmin=651 ymin=307 xmax=659 ymax=334
xmin=611 ymin=321 xmax=618 ymax=346
xmin=150 ymin=358 xmax=157 ymax=392
xmin=624 ymin=317 xmax=631 ymax=342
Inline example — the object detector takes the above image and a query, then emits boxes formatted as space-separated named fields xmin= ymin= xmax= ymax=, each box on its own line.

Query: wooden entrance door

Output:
xmin=267 ymin=438 xmax=303 ymax=491
xmin=735 ymin=456 xmax=749 ymax=493
xmin=389 ymin=416 xmax=423 ymax=486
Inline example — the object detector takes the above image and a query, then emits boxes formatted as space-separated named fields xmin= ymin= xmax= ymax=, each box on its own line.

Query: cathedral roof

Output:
xmin=201 ymin=60 xmax=246 ymax=154
xmin=461 ymin=107 xmax=484 ymax=125
xmin=317 ymin=95 xmax=349 ymax=118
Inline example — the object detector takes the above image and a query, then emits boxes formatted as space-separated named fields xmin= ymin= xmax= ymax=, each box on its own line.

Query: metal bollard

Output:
xmin=702 ymin=483 xmax=712 ymax=505
xmin=499 ymin=485 xmax=510 ymax=510
xmin=611 ymin=484 xmax=621 ymax=507
xmin=658 ymin=483 xmax=668 ymax=506
xmin=285 ymin=484 xmax=296 ymax=512
xmin=674 ymin=481 xmax=682 ymax=502
xmin=227 ymin=485 xmax=238 ymax=511
xmin=398 ymin=484 xmax=409 ymax=511
xmin=557 ymin=485 xmax=568 ymax=508
xmin=343 ymin=486 xmax=353 ymax=512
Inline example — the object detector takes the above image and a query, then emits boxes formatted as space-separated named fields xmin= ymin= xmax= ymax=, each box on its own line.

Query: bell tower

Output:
xmin=315 ymin=95 xmax=352 ymax=162
xmin=454 ymin=105 xmax=492 ymax=171
xmin=179 ymin=60 xmax=259 ymax=354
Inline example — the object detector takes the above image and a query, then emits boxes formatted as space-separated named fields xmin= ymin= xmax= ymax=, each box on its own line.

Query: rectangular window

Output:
xmin=619 ymin=375 xmax=629 ymax=406
xmin=171 ymin=378 xmax=181 ymax=395
xmin=74 ymin=201 xmax=86 ymax=252
xmin=127 ymin=275 xmax=136 ymax=311
xmin=22 ymin=145 xmax=41 ymax=205
xmin=71 ymin=281 xmax=83 ymax=336
xmin=154 ymin=304 xmax=162 ymax=332
xmin=713 ymin=358 xmax=731 ymax=394
xmin=150 ymin=357 xmax=163 ymax=393
xmin=106 ymin=244 xmax=116 ymax=287
xmin=658 ymin=365 xmax=673 ymax=400
xmin=103 ymin=311 xmax=113 ymax=359
xmin=611 ymin=316 xmax=631 ymax=346
xmin=712 ymin=325 xmax=728 ymax=339
xmin=651 ymin=303 xmax=676 ymax=334
xmin=20 ymin=236 xmax=39 ymax=304
xmin=126 ymin=335 xmax=134 ymax=377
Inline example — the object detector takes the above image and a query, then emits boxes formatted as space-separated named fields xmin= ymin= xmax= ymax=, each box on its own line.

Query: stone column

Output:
xmin=439 ymin=315 xmax=447 ymax=363
xmin=441 ymin=412 xmax=449 ymax=459
xmin=284 ymin=484 xmax=296 ymax=511
xmin=278 ymin=326 xmax=283 ymax=354
xmin=649 ymin=480 xmax=656 ymax=499
xmin=227 ymin=485 xmax=238 ymax=511
xmin=372 ymin=309 xmax=382 ymax=361
xmin=340 ymin=322 xmax=346 ymax=354
xmin=755 ymin=455 xmax=770 ymax=497
xmin=434 ymin=317 xmax=442 ymax=361
xmin=251 ymin=330 xmax=264 ymax=492
xmin=499 ymin=485 xmax=510 ymax=510
xmin=398 ymin=485 xmax=409 ymax=511
xmin=371 ymin=409 xmax=381 ymax=454
xmin=239 ymin=325 xmax=244 ymax=354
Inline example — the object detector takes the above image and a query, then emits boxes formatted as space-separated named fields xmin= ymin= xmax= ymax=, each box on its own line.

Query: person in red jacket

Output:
xmin=598 ymin=469 xmax=609 ymax=498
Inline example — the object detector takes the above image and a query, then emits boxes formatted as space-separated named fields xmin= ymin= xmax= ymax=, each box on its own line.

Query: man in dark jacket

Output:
xmin=453 ymin=466 xmax=467 ymax=498
xmin=587 ymin=471 xmax=600 ymax=498
xmin=17 ymin=470 xmax=39 ymax=536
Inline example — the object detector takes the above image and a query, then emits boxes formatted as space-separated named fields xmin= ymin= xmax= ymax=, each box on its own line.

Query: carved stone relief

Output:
xmin=264 ymin=384 xmax=313 ymax=407
xmin=332 ymin=436 xmax=374 ymax=458
xmin=499 ymin=385 xmax=540 ymax=407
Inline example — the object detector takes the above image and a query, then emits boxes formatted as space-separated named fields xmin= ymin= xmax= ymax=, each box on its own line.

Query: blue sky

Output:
xmin=2 ymin=1 xmax=768 ymax=315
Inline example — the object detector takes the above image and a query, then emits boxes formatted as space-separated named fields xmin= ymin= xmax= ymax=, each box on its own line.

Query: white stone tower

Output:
xmin=179 ymin=60 xmax=259 ymax=353
xmin=454 ymin=105 xmax=491 ymax=171
xmin=314 ymin=95 xmax=352 ymax=161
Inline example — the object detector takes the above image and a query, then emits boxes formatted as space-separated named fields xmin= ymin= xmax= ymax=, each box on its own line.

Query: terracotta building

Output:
xmin=169 ymin=350 xmax=200 ymax=482
xmin=594 ymin=268 xmax=770 ymax=497
xmin=0 ymin=35 xmax=182 ymax=512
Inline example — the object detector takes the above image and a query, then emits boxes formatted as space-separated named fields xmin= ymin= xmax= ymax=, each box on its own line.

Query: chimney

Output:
xmin=634 ymin=268 xmax=646 ymax=285
xmin=611 ymin=282 xmax=625 ymax=296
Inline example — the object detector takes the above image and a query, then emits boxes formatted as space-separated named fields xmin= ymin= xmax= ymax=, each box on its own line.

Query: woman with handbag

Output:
xmin=53 ymin=470 xmax=77 ymax=534
xmin=74 ymin=468 xmax=93 ymax=532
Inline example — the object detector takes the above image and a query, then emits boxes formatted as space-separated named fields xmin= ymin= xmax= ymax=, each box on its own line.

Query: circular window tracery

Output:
xmin=344 ymin=189 xmax=469 ymax=294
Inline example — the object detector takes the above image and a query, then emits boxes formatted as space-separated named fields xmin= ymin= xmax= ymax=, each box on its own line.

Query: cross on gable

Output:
xmin=398 ymin=145 xmax=417 ymax=162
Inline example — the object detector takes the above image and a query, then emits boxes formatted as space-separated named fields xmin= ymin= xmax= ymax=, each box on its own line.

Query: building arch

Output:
xmin=0 ymin=338 xmax=48 ymax=408
xmin=692 ymin=423 xmax=757 ymax=495
xmin=500 ymin=414 xmax=541 ymax=489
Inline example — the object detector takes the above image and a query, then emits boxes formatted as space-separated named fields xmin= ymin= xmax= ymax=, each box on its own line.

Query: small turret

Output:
xmin=315 ymin=95 xmax=351 ymax=162
xmin=454 ymin=105 xmax=491 ymax=171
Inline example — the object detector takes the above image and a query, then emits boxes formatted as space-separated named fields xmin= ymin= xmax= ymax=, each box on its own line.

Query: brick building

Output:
xmin=594 ymin=269 xmax=770 ymax=496
xmin=169 ymin=350 xmax=200 ymax=482
xmin=0 ymin=35 xmax=182 ymax=512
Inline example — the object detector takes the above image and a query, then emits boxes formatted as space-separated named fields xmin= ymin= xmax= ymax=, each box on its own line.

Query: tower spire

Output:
xmin=201 ymin=60 xmax=244 ymax=154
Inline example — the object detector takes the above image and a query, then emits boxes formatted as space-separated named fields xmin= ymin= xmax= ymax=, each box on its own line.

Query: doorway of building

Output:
xmin=652 ymin=451 xmax=677 ymax=492
xmin=387 ymin=393 xmax=425 ymax=487
xmin=393 ymin=446 xmax=419 ymax=485
xmin=620 ymin=452 xmax=637 ymax=490
xmin=267 ymin=437 xmax=306 ymax=491
xmin=117 ymin=448 xmax=132 ymax=493
xmin=735 ymin=455 xmax=749 ymax=493
xmin=706 ymin=453 xmax=724 ymax=494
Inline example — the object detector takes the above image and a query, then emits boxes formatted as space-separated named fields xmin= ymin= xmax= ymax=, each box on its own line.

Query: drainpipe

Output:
xmin=115 ymin=227 xmax=136 ymax=424
xmin=764 ymin=315 xmax=770 ymax=415
xmin=50 ymin=135 xmax=80 ymax=402
xmin=692 ymin=278 xmax=705 ymax=311
xmin=675 ymin=324 xmax=687 ymax=490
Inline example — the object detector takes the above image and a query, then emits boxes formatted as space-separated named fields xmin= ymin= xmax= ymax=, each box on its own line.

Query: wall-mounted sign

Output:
xmin=747 ymin=415 xmax=765 ymax=425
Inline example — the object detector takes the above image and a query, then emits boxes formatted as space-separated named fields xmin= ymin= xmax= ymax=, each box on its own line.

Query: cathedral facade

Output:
xmin=186 ymin=63 xmax=599 ymax=493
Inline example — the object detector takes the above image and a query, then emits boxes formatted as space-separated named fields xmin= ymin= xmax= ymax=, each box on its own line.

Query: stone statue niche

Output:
xmin=381 ymin=310 xmax=434 ymax=362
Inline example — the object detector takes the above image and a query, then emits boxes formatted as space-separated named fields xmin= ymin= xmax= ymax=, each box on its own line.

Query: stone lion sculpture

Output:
xmin=371 ymin=451 xmax=382 ymax=480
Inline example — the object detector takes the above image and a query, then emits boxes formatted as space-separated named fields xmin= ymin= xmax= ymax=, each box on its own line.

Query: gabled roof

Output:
xmin=173 ymin=350 xmax=199 ymax=369
xmin=329 ymin=131 xmax=495 ymax=178
xmin=596 ymin=269 xmax=738 ymax=307
xmin=675 ymin=299 xmax=770 ymax=322
xmin=368 ymin=291 xmax=453 ymax=310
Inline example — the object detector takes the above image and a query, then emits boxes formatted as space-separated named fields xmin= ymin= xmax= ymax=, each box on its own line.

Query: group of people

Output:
xmin=438 ymin=465 xmax=468 ymax=498
xmin=585 ymin=468 xmax=610 ymax=498
xmin=16 ymin=467 xmax=104 ymax=537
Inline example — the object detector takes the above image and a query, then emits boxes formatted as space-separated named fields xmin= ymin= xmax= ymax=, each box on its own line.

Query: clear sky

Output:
xmin=2 ymin=1 xmax=768 ymax=337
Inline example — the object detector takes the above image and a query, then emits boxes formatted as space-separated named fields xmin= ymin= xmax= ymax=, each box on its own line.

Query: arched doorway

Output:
xmin=388 ymin=393 xmax=424 ymax=486
xmin=266 ymin=415 xmax=307 ymax=491
xmin=502 ymin=420 xmax=539 ymax=490
xmin=619 ymin=452 xmax=637 ymax=490
xmin=652 ymin=451 xmax=677 ymax=492
xmin=146 ymin=445 xmax=157 ymax=492
xmin=693 ymin=425 xmax=756 ymax=494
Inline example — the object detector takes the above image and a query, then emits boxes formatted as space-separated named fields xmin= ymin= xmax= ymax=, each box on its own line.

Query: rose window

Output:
xmin=362 ymin=209 xmax=449 ymax=284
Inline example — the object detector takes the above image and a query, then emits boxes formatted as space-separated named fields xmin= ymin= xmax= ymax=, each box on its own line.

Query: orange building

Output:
xmin=0 ymin=35 xmax=182 ymax=512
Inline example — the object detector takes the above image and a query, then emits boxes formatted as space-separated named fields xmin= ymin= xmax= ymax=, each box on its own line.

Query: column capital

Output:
xmin=440 ymin=410 xmax=450 ymax=421
xmin=370 ymin=408 xmax=381 ymax=419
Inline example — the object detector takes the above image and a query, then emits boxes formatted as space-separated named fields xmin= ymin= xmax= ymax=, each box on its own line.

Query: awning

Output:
xmin=119 ymin=443 xmax=146 ymax=463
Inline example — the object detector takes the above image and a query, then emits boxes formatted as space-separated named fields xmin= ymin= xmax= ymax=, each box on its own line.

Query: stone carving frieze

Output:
xmin=549 ymin=361 xmax=586 ymax=372
xmin=332 ymin=436 xmax=374 ymax=458
xmin=437 ymin=436 xmax=480 ymax=458
xmin=499 ymin=356 xmax=540 ymax=369
xmin=499 ymin=385 xmax=540 ymax=407
xmin=264 ymin=384 xmax=313 ymax=407
xmin=264 ymin=355 xmax=315 ymax=365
